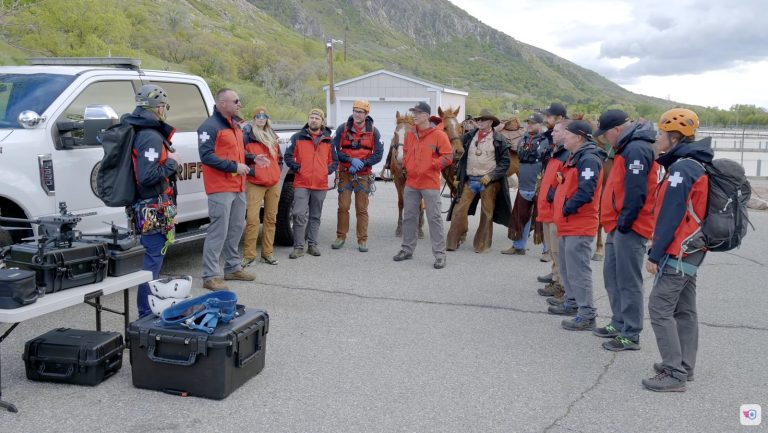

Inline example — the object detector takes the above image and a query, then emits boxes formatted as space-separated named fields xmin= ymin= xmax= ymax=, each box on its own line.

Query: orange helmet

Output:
xmin=658 ymin=108 xmax=699 ymax=137
xmin=353 ymin=100 xmax=370 ymax=113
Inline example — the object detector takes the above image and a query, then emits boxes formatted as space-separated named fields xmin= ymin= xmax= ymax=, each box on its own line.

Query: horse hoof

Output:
xmin=591 ymin=253 xmax=604 ymax=261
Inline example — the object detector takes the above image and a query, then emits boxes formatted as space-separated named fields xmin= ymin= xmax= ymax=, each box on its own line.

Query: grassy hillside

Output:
xmin=1 ymin=0 xmax=765 ymax=125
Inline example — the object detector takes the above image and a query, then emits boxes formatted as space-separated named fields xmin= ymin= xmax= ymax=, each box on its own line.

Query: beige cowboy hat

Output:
xmin=474 ymin=108 xmax=500 ymax=128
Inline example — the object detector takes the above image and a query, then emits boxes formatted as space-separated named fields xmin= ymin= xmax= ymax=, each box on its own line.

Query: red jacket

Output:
xmin=536 ymin=146 xmax=569 ymax=223
xmin=245 ymin=137 xmax=282 ymax=188
xmin=600 ymin=121 xmax=659 ymax=239
xmin=197 ymin=107 xmax=246 ymax=194
xmin=334 ymin=117 xmax=383 ymax=176
xmin=403 ymin=117 xmax=453 ymax=190
xmin=553 ymin=143 xmax=605 ymax=237
xmin=284 ymin=125 xmax=339 ymax=191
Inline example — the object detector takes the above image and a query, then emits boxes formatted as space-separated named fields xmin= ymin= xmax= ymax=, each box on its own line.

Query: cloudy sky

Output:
xmin=448 ymin=0 xmax=768 ymax=110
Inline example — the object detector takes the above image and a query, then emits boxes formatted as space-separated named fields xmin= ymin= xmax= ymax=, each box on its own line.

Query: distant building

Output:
xmin=324 ymin=70 xmax=468 ymax=145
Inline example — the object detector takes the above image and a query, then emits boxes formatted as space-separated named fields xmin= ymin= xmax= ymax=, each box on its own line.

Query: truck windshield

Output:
xmin=0 ymin=73 xmax=76 ymax=128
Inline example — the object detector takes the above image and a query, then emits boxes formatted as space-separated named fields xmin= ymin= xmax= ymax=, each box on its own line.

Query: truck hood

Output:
xmin=0 ymin=130 xmax=12 ymax=142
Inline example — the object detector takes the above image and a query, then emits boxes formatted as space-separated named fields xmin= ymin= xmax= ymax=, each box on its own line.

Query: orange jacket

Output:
xmin=284 ymin=125 xmax=339 ymax=190
xmin=403 ymin=117 xmax=453 ymax=190
xmin=245 ymin=138 xmax=282 ymax=188
xmin=197 ymin=107 xmax=246 ymax=194
xmin=536 ymin=146 xmax=569 ymax=223
xmin=553 ymin=143 xmax=605 ymax=237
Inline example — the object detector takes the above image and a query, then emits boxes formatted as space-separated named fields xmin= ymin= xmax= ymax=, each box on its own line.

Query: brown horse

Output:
xmin=382 ymin=111 xmax=425 ymax=238
xmin=437 ymin=106 xmax=465 ymax=199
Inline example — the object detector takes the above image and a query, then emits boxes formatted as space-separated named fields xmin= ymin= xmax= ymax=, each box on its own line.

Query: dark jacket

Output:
xmin=124 ymin=107 xmax=177 ymax=201
xmin=600 ymin=121 xmax=660 ymax=239
xmin=648 ymin=138 xmax=714 ymax=263
xmin=447 ymin=129 xmax=512 ymax=227
xmin=334 ymin=116 xmax=383 ymax=175
xmin=285 ymin=124 xmax=339 ymax=190
xmin=517 ymin=132 xmax=550 ymax=191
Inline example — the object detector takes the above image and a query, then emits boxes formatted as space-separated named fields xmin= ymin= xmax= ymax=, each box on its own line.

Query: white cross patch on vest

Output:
xmin=669 ymin=171 xmax=684 ymax=187
xmin=581 ymin=167 xmax=595 ymax=180
xmin=629 ymin=160 xmax=644 ymax=174
xmin=199 ymin=131 xmax=210 ymax=143
xmin=144 ymin=148 xmax=159 ymax=162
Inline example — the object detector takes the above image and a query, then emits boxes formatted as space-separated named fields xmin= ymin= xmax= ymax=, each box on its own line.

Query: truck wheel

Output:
xmin=0 ymin=228 xmax=12 ymax=247
xmin=274 ymin=181 xmax=294 ymax=246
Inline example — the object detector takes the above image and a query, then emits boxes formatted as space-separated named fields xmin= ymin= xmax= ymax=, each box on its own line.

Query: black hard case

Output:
xmin=4 ymin=241 xmax=109 ymax=293
xmin=23 ymin=328 xmax=124 ymax=386
xmin=127 ymin=307 xmax=269 ymax=400
xmin=107 ymin=245 xmax=145 ymax=277
xmin=0 ymin=268 xmax=39 ymax=309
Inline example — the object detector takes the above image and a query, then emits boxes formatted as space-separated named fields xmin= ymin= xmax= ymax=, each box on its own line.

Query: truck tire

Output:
xmin=274 ymin=181 xmax=294 ymax=246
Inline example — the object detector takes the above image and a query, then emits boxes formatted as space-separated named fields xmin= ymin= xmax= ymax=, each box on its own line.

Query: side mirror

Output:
xmin=17 ymin=110 xmax=45 ymax=129
xmin=83 ymin=105 xmax=119 ymax=146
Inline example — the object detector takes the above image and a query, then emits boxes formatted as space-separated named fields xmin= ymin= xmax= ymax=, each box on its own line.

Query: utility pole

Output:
xmin=327 ymin=38 xmax=335 ymax=104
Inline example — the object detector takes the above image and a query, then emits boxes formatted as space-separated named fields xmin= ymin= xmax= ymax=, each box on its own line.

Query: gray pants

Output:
xmin=202 ymin=191 xmax=246 ymax=281
xmin=603 ymin=230 xmax=647 ymax=341
xmin=649 ymin=265 xmax=698 ymax=381
xmin=559 ymin=235 xmax=596 ymax=319
xmin=401 ymin=186 xmax=445 ymax=259
xmin=292 ymin=188 xmax=327 ymax=248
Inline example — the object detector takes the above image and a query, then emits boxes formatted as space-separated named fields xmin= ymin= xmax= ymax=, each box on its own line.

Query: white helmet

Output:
xmin=148 ymin=275 xmax=192 ymax=299
xmin=148 ymin=294 xmax=185 ymax=316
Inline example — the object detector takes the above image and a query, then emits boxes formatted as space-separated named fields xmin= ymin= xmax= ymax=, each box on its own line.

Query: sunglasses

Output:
xmin=226 ymin=99 xmax=240 ymax=105
xmin=254 ymin=113 xmax=269 ymax=119
xmin=353 ymin=110 xmax=366 ymax=115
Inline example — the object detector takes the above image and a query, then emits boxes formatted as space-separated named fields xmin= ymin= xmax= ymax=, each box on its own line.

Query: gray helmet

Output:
xmin=136 ymin=84 xmax=169 ymax=109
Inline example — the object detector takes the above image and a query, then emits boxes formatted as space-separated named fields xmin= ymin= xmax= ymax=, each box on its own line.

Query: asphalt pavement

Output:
xmin=1 ymin=181 xmax=767 ymax=432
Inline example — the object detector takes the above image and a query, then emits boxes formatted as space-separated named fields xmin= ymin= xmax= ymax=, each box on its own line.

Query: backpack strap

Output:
xmin=678 ymin=157 xmax=707 ymax=225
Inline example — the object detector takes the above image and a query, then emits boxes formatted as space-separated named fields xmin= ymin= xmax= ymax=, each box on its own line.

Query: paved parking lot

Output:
xmin=2 ymin=181 xmax=767 ymax=432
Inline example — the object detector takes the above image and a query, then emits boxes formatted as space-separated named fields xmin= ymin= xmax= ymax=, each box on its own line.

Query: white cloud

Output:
xmin=448 ymin=0 xmax=768 ymax=109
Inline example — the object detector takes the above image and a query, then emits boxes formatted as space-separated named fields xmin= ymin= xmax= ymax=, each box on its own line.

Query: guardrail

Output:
xmin=698 ymin=128 xmax=768 ymax=176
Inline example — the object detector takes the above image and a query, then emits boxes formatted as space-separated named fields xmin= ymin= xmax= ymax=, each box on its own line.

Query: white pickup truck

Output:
xmin=0 ymin=57 xmax=299 ymax=247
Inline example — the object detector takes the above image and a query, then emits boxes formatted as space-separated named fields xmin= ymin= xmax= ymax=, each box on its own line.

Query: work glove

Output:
xmin=350 ymin=158 xmax=364 ymax=172
xmin=469 ymin=180 xmax=485 ymax=194
xmin=480 ymin=175 xmax=492 ymax=186
xmin=348 ymin=164 xmax=358 ymax=174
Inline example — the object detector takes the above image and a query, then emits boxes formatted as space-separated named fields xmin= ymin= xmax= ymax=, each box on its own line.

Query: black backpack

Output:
xmin=96 ymin=121 xmax=137 ymax=207
xmin=682 ymin=158 xmax=753 ymax=253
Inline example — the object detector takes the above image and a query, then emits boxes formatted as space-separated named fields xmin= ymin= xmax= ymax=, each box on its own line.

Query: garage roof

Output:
xmin=324 ymin=70 xmax=468 ymax=96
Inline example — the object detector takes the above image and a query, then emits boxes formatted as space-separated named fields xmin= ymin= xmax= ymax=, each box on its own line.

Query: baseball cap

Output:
xmin=594 ymin=109 xmax=629 ymax=137
xmin=409 ymin=101 xmax=431 ymax=114
xmin=565 ymin=120 xmax=593 ymax=139
xmin=544 ymin=103 xmax=567 ymax=118
xmin=526 ymin=113 xmax=544 ymax=124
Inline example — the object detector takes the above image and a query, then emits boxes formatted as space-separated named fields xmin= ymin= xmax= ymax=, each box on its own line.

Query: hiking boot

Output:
xmin=548 ymin=303 xmax=577 ymax=316
xmin=203 ymin=278 xmax=229 ymax=292
xmin=561 ymin=316 xmax=596 ymax=331
xmin=260 ymin=255 xmax=279 ymax=265
xmin=289 ymin=248 xmax=304 ymax=259
xmin=241 ymin=258 xmax=256 ymax=268
xmin=307 ymin=245 xmax=321 ymax=256
xmin=358 ymin=242 xmax=368 ymax=252
xmin=642 ymin=371 xmax=686 ymax=392
xmin=501 ymin=246 xmax=525 ymax=255
xmin=602 ymin=336 xmax=640 ymax=351
xmin=540 ymin=252 xmax=552 ymax=262
xmin=547 ymin=295 xmax=565 ymax=306
xmin=537 ymin=282 xmax=564 ymax=297
xmin=537 ymin=273 xmax=554 ymax=283
xmin=433 ymin=257 xmax=446 ymax=269
xmin=224 ymin=269 xmax=256 ymax=281
xmin=331 ymin=238 xmax=345 ymax=249
xmin=393 ymin=250 xmax=412 ymax=261
xmin=593 ymin=324 xmax=619 ymax=338
xmin=653 ymin=363 xmax=694 ymax=382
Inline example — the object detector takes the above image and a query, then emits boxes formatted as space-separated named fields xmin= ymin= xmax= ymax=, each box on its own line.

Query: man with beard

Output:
xmin=284 ymin=108 xmax=339 ymax=259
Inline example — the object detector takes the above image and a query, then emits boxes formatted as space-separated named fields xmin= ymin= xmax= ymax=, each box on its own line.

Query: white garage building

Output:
xmin=324 ymin=70 xmax=468 ymax=171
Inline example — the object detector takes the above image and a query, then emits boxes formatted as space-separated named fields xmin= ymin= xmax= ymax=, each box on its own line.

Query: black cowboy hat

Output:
xmin=474 ymin=108 xmax=500 ymax=128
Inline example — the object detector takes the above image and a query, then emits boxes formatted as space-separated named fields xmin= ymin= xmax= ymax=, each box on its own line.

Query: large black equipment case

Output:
xmin=23 ymin=328 xmax=124 ymax=386
xmin=0 ymin=268 xmax=39 ymax=309
xmin=107 ymin=245 xmax=145 ymax=277
xmin=4 ymin=241 xmax=109 ymax=293
xmin=127 ymin=307 xmax=269 ymax=399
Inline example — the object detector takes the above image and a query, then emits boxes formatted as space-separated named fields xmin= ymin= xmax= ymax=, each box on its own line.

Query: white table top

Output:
xmin=0 ymin=270 xmax=152 ymax=323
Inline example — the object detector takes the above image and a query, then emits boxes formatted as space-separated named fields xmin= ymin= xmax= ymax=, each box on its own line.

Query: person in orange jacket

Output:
xmin=242 ymin=107 xmax=283 ymax=266
xmin=549 ymin=120 xmax=606 ymax=331
xmin=284 ymin=108 xmax=339 ymax=259
xmin=392 ymin=102 xmax=453 ymax=269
